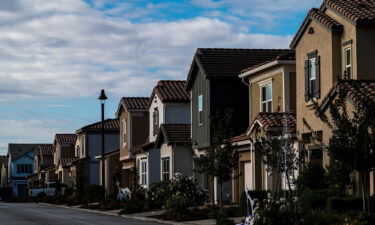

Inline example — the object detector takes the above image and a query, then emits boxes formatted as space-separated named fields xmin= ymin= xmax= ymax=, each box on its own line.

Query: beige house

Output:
xmin=53 ymin=134 xmax=76 ymax=187
xmin=290 ymin=1 xmax=375 ymax=195
xmin=0 ymin=156 xmax=8 ymax=188
xmin=28 ymin=144 xmax=55 ymax=188
xmin=230 ymin=51 xmax=297 ymax=203
xmin=116 ymin=97 xmax=149 ymax=189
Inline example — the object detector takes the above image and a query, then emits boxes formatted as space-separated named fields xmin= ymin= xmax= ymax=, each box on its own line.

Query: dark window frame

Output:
xmin=304 ymin=51 xmax=320 ymax=101
xmin=161 ymin=157 xmax=170 ymax=180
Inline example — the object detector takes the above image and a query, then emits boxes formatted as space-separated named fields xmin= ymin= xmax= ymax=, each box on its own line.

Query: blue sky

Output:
xmin=0 ymin=0 xmax=321 ymax=155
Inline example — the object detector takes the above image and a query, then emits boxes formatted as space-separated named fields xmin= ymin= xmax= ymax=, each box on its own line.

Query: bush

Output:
xmin=296 ymin=163 xmax=327 ymax=190
xmin=327 ymin=196 xmax=375 ymax=212
xmin=212 ymin=209 xmax=235 ymax=225
xmin=86 ymin=185 xmax=104 ymax=202
xmin=239 ymin=191 xmax=267 ymax=216
xmin=120 ymin=198 xmax=146 ymax=214
xmin=147 ymin=180 xmax=170 ymax=209
xmin=299 ymin=189 xmax=331 ymax=210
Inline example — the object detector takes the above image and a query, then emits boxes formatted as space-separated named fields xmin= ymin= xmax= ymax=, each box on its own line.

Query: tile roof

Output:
xmin=8 ymin=144 xmax=46 ymax=161
xmin=60 ymin=157 xmax=79 ymax=168
xmin=96 ymin=148 xmax=120 ymax=159
xmin=186 ymin=48 xmax=293 ymax=90
xmin=55 ymin=134 xmax=76 ymax=144
xmin=38 ymin=144 xmax=54 ymax=156
xmin=77 ymin=118 xmax=119 ymax=133
xmin=249 ymin=112 xmax=296 ymax=135
xmin=149 ymin=80 xmax=190 ymax=106
xmin=290 ymin=8 xmax=343 ymax=48
xmin=122 ymin=97 xmax=149 ymax=110
xmin=0 ymin=156 xmax=8 ymax=166
xmin=155 ymin=124 xmax=191 ymax=147
xmin=131 ymin=141 xmax=155 ymax=154
xmin=240 ymin=50 xmax=295 ymax=74
xmin=229 ymin=133 xmax=251 ymax=143
xmin=320 ymin=79 xmax=375 ymax=111
xmin=324 ymin=0 xmax=375 ymax=25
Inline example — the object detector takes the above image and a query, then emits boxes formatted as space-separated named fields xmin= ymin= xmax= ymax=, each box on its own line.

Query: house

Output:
xmin=230 ymin=51 xmax=296 ymax=203
xmin=0 ymin=156 xmax=8 ymax=188
xmin=132 ymin=80 xmax=190 ymax=189
xmin=53 ymin=134 xmax=76 ymax=187
xmin=185 ymin=48 xmax=293 ymax=203
xmin=290 ymin=0 xmax=375 ymax=195
xmin=95 ymin=148 xmax=121 ymax=196
xmin=69 ymin=119 xmax=119 ymax=189
xmin=28 ymin=144 xmax=54 ymax=189
xmin=115 ymin=97 xmax=149 ymax=189
xmin=155 ymin=124 xmax=193 ymax=180
xmin=7 ymin=144 xmax=44 ymax=197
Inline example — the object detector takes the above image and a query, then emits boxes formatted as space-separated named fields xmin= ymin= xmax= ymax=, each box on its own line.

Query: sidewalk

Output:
xmin=38 ymin=203 xmax=243 ymax=225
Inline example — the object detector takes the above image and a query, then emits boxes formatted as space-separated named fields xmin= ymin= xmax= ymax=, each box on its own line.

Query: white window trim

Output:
xmin=122 ymin=119 xmax=127 ymax=147
xmin=161 ymin=157 xmax=170 ymax=180
xmin=345 ymin=47 xmax=351 ymax=77
xmin=259 ymin=82 xmax=273 ymax=113
xmin=198 ymin=95 xmax=203 ymax=126
xmin=139 ymin=158 xmax=148 ymax=188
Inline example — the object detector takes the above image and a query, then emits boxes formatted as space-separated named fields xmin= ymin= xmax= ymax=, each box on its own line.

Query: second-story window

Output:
xmin=345 ymin=48 xmax=351 ymax=79
xmin=304 ymin=53 xmax=320 ymax=101
xmin=122 ymin=119 xmax=127 ymax=147
xmin=198 ymin=95 xmax=203 ymax=125
xmin=140 ymin=158 xmax=147 ymax=187
xmin=162 ymin=157 xmax=170 ymax=180
xmin=261 ymin=84 xmax=272 ymax=112
xmin=17 ymin=164 xmax=32 ymax=174
xmin=153 ymin=108 xmax=159 ymax=136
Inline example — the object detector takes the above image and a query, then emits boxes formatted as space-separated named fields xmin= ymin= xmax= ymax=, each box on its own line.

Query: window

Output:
xmin=122 ymin=119 xmax=127 ymax=147
xmin=198 ymin=95 xmax=203 ymax=125
xmin=140 ymin=158 xmax=147 ymax=187
xmin=261 ymin=84 xmax=272 ymax=112
xmin=304 ymin=54 xmax=320 ymax=101
xmin=153 ymin=108 xmax=159 ymax=136
xmin=81 ymin=135 xmax=85 ymax=157
xmin=162 ymin=157 xmax=170 ymax=180
xmin=17 ymin=164 xmax=32 ymax=174
xmin=345 ymin=48 xmax=351 ymax=79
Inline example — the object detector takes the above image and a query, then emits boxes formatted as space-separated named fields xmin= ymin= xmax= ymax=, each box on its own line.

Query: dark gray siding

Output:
xmin=191 ymin=70 xmax=211 ymax=149
xmin=148 ymin=148 xmax=160 ymax=185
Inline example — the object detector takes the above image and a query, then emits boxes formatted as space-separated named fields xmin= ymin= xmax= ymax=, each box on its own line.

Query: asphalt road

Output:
xmin=0 ymin=203 xmax=161 ymax=225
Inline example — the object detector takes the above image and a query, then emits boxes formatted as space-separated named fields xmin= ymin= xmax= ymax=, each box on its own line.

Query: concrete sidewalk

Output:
xmin=38 ymin=203 xmax=244 ymax=225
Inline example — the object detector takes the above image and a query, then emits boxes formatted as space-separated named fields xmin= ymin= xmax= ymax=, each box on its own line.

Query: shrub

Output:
xmin=212 ymin=209 xmax=235 ymax=225
xmin=85 ymin=185 xmax=104 ymax=202
xmin=327 ymin=196 xmax=375 ymax=212
xmin=239 ymin=191 xmax=267 ymax=216
xmin=296 ymin=163 xmax=327 ymax=190
xmin=120 ymin=198 xmax=146 ymax=214
xmin=299 ymin=189 xmax=331 ymax=210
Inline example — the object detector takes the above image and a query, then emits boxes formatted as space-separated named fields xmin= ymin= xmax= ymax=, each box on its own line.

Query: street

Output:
xmin=0 ymin=203 xmax=161 ymax=225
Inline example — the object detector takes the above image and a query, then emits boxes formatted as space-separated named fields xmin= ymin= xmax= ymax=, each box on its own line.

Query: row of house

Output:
xmin=1 ymin=0 xmax=374 ymax=204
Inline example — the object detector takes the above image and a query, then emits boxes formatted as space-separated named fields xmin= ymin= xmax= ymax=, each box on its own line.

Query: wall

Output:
xmin=119 ymin=110 xmax=130 ymax=159
xmin=87 ymin=133 xmax=119 ymax=160
xmin=149 ymin=94 xmax=165 ymax=142
xmin=165 ymin=103 xmax=190 ymax=124
xmin=135 ymin=148 xmax=161 ymax=188
xmin=174 ymin=145 xmax=194 ymax=177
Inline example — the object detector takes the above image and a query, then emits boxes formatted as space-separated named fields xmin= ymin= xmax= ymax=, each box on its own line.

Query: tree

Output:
xmin=310 ymin=79 xmax=375 ymax=213
xmin=194 ymin=109 xmax=238 ymax=208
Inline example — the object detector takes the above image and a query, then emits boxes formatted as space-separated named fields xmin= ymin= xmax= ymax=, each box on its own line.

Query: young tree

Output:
xmin=311 ymin=79 xmax=375 ymax=213
xmin=194 ymin=109 xmax=238 ymax=208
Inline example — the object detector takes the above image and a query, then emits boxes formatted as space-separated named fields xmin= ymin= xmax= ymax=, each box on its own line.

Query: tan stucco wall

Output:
xmin=119 ymin=110 xmax=130 ymax=159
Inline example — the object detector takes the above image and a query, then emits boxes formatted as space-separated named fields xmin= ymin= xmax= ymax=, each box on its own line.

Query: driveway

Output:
xmin=0 ymin=202 xmax=162 ymax=225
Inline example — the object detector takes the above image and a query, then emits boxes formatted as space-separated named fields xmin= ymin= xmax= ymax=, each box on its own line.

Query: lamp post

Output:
xmin=98 ymin=89 xmax=107 ymax=208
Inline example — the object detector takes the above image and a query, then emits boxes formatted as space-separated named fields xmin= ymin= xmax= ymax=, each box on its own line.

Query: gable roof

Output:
xmin=76 ymin=118 xmax=119 ymax=133
xmin=8 ymin=144 xmax=46 ymax=162
xmin=59 ymin=157 xmax=79 ymax=168
xmin=54 ymin=134 xmax=76 ymax=145
xmin=148 ymin=80 xmax=190 ymax=107
xmin=38 ymin=144 xmax=54 ymax=156
xmin=290 ymin=8 xmax=343 ymax=48
xmin=320 ymin=79 xmax=375 ymax=112
xmin=247 ymin=112 xmax=297 ymax=136
xmin=323 ymin=0 xmax=375 ymax=25
xmin=186 ymin=48 xmax=293 ymax=90
xmin=130 ymin=141 xmax=155 ymax=154
xmin=116 ymin=97 xmax=149 ymax=116
xmin=155 ymin=124 xmax=191 ymax=147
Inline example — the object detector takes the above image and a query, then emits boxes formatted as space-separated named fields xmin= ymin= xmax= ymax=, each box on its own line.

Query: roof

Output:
xmin=54 ymin=134 xmax=76 ymax=144
xmin=76 ymin=118 xmax=119 ymax=133
xmin=240 ymin=50 xmax=295 ymax=75
xmin=186 ymin=48 xmax=293 ymax=90
xmin=37 ymin=144 xmax=54 ymax=156
xmin=95 ymin=148 xmax=120 ymax=159
xmin=248 ymin=112 xmax=297 ymax=135
xmin=323 ymin=0 xmax=375 ymax=25
xmin=320 ymin=79 xmax=375 ymax=112
xmin=116 ymin=97 xmax=149 ymax=116
xmin=149 ymin=80 xmax=190 ymax=107
xmin=290 ymin=8 xmax=343 ymax=48
xmin=229 ymin=133 xmax=251 ymax=143
xmin=0 ymin=156 xmax=8 ymax=166
xmin=155 ymin=124 xmax=191 ymax=147
xmin=8 ymin=144 xmax=46 ymax=162
xmin=60 ymin=157 xmax=79 ymax=168
xmin=131 ymin=141 xmax=155 ymax=154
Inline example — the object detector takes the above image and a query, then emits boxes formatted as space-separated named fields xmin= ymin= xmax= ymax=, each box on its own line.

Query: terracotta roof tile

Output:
xmin=324 ymin=0 xmax=375 ymax=25
xmin=229 ymin=133 xmax=250 ymax=143
xmin=250 ymin=112 xmax=296 ymax=134
xmin=150 ymin=80 xmax=190 ymax=105
xmin=77 ymin=118 xmax=119 ymax=133
xmin=121 ymin=97 xmax=149 ymax=110
xmin=60 ymin=157 xmax=79 ymax=167
xmin=131 ymin=141 xmax=155 ymax=154
xmin=240 ymin=51 xmax=295 ymax=74
xmin=55 ymin=134 xmax=76 ymax=144
xmin=155 ymin=124 xmax=191 ymax=147
xmin=37 ymin=144 xmax=54 ymax=156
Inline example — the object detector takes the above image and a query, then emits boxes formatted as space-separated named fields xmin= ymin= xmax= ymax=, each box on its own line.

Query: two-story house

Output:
xmin=28 ymin=144 xmax=54 ymax=189
xmin=69 ymin=119 xmax=119 ymax=190
xmin=115 ymin=97 xmax=149 ymax=189
xmin=132 ymin=80 xmax=190 ymax=189
xmin=229 ymin=50 xmax=297 ymax=203
xmin=7 ymin=144 xmax=43 ymax=197
xmin=53 ymin=134 xmax=76 ymax=187
xmin=186 ymin=48 xmax=293 ymax=203
xmin=290 ymin=0 xmax=375 ymax=195
xmin=0 ymin=156 xmax=8 ymax=188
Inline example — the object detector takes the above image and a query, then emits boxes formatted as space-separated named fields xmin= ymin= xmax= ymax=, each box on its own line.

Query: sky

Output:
xmin=0 ymin=0 xmax=322 ymax=155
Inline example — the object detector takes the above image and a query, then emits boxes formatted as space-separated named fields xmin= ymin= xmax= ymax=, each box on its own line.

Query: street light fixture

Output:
xmin=98 ymin=89 xmax=107 ymax=208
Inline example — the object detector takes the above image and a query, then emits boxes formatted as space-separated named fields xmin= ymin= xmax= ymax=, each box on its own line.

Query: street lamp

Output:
xmin=98 ymin=89 xmax=107 ymax=208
